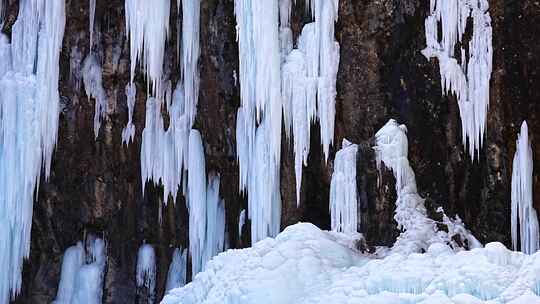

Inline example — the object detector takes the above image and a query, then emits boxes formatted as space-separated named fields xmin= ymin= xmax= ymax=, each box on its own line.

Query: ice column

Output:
xmin=202 ymin=173 xmax=226 ymax=271
xmin=165 ymin=248 xmax=187 ymax=293
xmin=136 ymin=244 xmax=157 ymax=304
xmin=0 ymin=0 xmax=66 ymax=302
xmin=82 ymin=53 xmax=107 ymax=138
xmin=374 ymin=119 xmax=480 ymax=253
xmin=329 ymin=139 xmax=358 ymax=234
xmin=187 ymin=129 xmax=207 ymax=275
xmin=511 ymin=121 xmax=539 ymax=254
xmin=234 ymin=0 xmax=283 ymax=244
xmin=422 ymin=0 xmax=493 ymax=158
xmin=180 ymin=0 xmax=201 ymax=128
xmin=89 ymin=0 xmax=96 ymax=49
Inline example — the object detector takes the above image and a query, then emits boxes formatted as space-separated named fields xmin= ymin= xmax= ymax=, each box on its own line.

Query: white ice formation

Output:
xmin=54 ymin=238 xmax=106 ymax=304
xmin=238 ymin=209 xmax=246 ymax=240
xmin=136 ymin=243 xmax=157 ymax=304
xmin=163 ymin=223 xmax=540 ymax=304
xmin=422 ymin=0 xmax=493 ymax=159
xmin=0 ymin=0 xmax=65 ymax=302
xmin=329 ymin=139 xmax=358 ymax=234
xmin=82 ymin=53 xmax=107 ymax=139
xmin=165 ymin=248 xmax=188 ymax=293
xmin=125 ymin=0 xmax=170 ymax=95
xmin=511 ymin=121 xmax=539 ymax=255
xmin=374 ymin=119 xmax=481 ymax=254
xmin=122 ymin=83 xmax=137 ymax=145
xmin=202 ymin=174 xmax=226 ymax=271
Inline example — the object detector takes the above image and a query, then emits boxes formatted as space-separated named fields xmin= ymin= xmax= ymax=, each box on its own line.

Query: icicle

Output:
xmin=54 ymin=238 xmax=106 ymax=304
xmin=0 ymin=0 xmax=65 ymax=302
xmin=82 ymin=53 xmax=108 ymax=139
xmin=136 ymin=244 xmax=157 ymax=304
xmin=422 ymin=0 xmax=493 ymax=159
xmin=122 ymin=83 xmax=136 ymax=145
xmin=181 ymin=0 xmax=201 ymax=127
xmin=329 ymin=139 xmax=358 ymax=234
xmin=374 ymin=119 xmax=479 ymax=254
xmin=202 ymin=173 xmax=226 ymax=271
xmin=89 ymin=0 xmax=96 ymax=49
xmin=125 ymin=0 xmax=170 ymax=94
xmin=187 ymin=129 xmax=207 ymax=275
xmin=511 ymin=121 xmax=539 ymax=254
xmin=238 ymin=209 xmax=246 ymax=240
xmin=165 ymin=248 xmax=187 ymax=293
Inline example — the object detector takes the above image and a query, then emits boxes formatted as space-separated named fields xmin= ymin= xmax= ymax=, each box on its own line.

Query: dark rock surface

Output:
xmin=2 ymin=0 xmax=538 ymax=302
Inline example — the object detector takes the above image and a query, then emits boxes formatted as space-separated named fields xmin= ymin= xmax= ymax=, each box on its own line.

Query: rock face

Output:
xmin=2 ymin=0 xmax=539 ymax=303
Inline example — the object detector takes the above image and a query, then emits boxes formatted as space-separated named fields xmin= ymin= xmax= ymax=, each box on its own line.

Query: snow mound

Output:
xmin=162 ymin=223 xmax=540 ymax=304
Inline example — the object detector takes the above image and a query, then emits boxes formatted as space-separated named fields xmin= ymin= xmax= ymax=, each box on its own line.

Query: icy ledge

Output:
xmin=162 ymin=223 xmax=540 ymax=304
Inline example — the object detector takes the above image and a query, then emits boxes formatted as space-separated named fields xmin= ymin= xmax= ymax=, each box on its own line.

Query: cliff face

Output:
xmin=3 ymin=0 xmax=539 ymax=302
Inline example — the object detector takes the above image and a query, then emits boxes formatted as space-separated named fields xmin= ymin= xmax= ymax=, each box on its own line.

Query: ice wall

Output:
xmin=422 ymin=0 xmax=493 ymax=159
xmin=165 ymin=248 xmax=187 ymax=293
xmin=136 ymin=244 xmax=157 ymax=304
xmin=329 ymin=139 xmax=358 ymax=234
xmin=511 ymin=121 xmax=539 ymax=254
xmin=0 ymin=0 xmax=66 ymax=302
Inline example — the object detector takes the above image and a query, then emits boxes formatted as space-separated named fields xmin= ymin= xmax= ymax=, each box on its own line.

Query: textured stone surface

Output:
xmin=2 ymin=0 xmax=538 ymax=302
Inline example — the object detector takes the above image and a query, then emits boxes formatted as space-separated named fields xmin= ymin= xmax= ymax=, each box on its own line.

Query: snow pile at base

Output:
xmin=422 ymin=0 xmax=493 ymax=158
xmin=329 ymin=139 xmax=358 ymax=233
xmin=162 ymin=223 xmax=540 ymax=304
xmin=53 ymin=238 xmax=106 ymax=304
xmin=374 ymin=119 xmax=480 ymax=254
xmin=511 ymin=121 xmax=539 ymax=254
xmin=137 ymin=244 xmax=157 ymax=304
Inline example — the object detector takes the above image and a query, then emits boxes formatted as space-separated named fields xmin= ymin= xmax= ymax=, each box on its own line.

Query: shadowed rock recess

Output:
xmin=2 ymin=0 xmax=539 ymax=302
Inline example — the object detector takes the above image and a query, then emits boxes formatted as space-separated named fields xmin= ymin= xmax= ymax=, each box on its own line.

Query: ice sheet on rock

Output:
xmin=0 ymin=0 xmax=66 ymax=302
xmin=165 ymin=248 xmax=188 ymax=293
xmin=54 ymin=238 xmax=106 ymax=304
xmin=82 ymin=53 xmax=107 ymax=139
xmin=374 ymin=119 xmax=480 ymax=254
xmin=125 ymin=0 xmax=170 ymax=94
xmin=163 ymin=223 xmax=540 ymax=304
xmin=511 ymin=121 xmax=539 ymax=254
xmin=238 ymin=209 xmax=246 ymax=239
xmin=137 ymin=244 xmax=157 ymax=304
xmin=187 ymin=129 xmax=207 ymax=275
xmin=122 ymin=83 xmax=137 ymax=145
xmin=330 ymin=139 xmax=358 ymax=234
xmin=422 ymin=0 xmax=493 ymax=159
xmin=69 ymin=45 xmax=83 ymax=93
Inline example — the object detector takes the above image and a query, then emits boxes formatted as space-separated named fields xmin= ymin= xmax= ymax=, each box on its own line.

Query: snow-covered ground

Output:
xmin=162 ymin=223 xmax=540 ymax=304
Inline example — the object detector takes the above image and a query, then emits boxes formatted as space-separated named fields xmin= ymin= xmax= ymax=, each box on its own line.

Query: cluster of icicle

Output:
xmin=422 ymin=0 xmax=493 ymax=159
xmin=136 ymin=244 xmax=157 ymax=304
xmin=0 ymin=0 xmax=66 ymax=302
xmin=511 ymin=121 xmax=539 ymax=255
xmin=234 ymin=0 xmax=340 ymax=243
xmin=53 ymin=237 xmax=106 ymax=304
xmin=374 ymin=119 xmax=481 ymax=254
xmin=82 ymin=53 xmax=108 ymax=139
xmin=329 ymin=139 xmax=359 ymax=234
